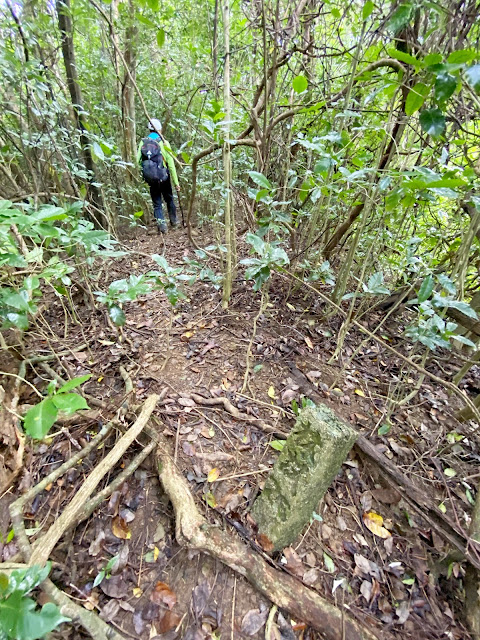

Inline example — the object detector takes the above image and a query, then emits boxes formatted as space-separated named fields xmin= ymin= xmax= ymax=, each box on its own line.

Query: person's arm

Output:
xmin=161 ymin=140 xmax=180 ymax=188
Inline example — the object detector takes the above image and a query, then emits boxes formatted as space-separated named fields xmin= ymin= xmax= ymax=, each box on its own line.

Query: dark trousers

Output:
xmin=150 ymin=177 xmax=176 ymax=225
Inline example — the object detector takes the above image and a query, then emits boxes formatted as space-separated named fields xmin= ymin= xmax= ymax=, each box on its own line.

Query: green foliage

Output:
xmin=240 ymin=234 xmax=289 ymax=291
xmin=93 ymin=554 xmax=120 ymax=587
xmin=419 ymin=108 xmax=446 ymax=137
xmin=405 ymin=275 xmax=478 ymax=350
xmin=0 ymin=563 xmax=69 ymax=640
xmin=23 ymin=375 xmax=91 ymax=439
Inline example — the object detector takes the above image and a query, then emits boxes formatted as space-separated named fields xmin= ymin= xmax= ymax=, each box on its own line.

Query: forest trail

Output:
xmin=1 ymin=219 xmax=477 ymax=639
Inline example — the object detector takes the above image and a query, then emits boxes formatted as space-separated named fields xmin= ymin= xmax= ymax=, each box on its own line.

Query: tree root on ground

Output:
xmin=27 ymin=394 xmax=159 ymax=567
xmin=189 ymin=393 xmax=286 ymax=437
xmin=155 ymin=444 xmax=379 ymax=640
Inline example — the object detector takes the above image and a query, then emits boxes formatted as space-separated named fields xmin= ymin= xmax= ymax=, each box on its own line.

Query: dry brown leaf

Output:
xmin=283 ymin=546 xmax=304 ymax=578
xmin=112 ymin=516 xmax=131 ymax=540
xmin=178 ymin=397 xmax=196 ymax=407
xmin=304 ymin=336 xmax=314 ymax=350
xmin=158 ymin=609 xmax=182 ymax=634
xmin=150 ymin=581 xmax=177 ymax=610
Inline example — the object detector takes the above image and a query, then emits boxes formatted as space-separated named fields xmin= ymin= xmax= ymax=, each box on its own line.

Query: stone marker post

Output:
xmin=252 ymin=404 xmax=357 ymax=551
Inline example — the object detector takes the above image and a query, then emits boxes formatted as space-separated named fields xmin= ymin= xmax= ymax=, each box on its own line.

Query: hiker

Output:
xmin=137 ymin=118 xmax=180 ymax=234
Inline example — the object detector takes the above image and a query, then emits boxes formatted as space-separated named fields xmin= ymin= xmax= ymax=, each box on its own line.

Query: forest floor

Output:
xmin=1 ymin=221 xmax=480 ymax=640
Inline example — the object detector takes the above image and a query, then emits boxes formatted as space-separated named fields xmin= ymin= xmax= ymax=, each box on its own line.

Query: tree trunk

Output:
xmin=122 ymin=0 xmax=137 ymax=167
xmin=56 ymin=0 xmax=106 ymax=228
xmin=221 ymin=0 xmax=235 ymax=308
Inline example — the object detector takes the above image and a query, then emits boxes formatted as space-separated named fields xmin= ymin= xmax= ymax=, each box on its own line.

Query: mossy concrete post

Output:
xmin=252 ymin=404 xmax=357 ymax=551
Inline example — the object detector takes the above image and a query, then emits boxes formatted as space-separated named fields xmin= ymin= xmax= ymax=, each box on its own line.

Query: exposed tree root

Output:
xmin=28 ymin=393 xmax=159 ymax=566
xmin=156 ymin=445 xmax=379 ymax=640
xmin=189 ymin=393 xmax=285 ymax=437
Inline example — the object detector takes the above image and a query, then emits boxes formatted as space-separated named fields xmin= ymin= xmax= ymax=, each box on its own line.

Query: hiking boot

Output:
xmin=169 ymin=218 xmax=180 ymax=229
xmin=157 ymin=221 xmax=167 ymax=235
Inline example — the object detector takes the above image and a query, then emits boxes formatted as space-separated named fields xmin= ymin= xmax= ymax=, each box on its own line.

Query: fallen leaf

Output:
xmin=363 ymin=511 xmax=392 ymax=539
xmin=267 ymin=385 xmax=276 ymax=399
xmin=323 ymin=552 xmax=335 ymax=573
xmin=207 ymin=468 xmax=220 ymax=483
xmin=100 ymin=599 xmax=120 ymax=622
xmin=257 ymin=533 xmax=274 ymax=553
xmin=303 ymin=568 xmax=319 ymax=586
xmin=153 ymin=522 xmax=165 ymax=543
xmin=396 ymin=600 xmax=411 ymax=624
xmin=150 ymin=581 xmax=177 ymax=610
xmin=304 ymin=336 xmax=314 ymax=350
xmin=283 ymin=547 xmax=304 ymax=577
xmin=180 ymin=331 xmax=195 ymax=341
xmin=355 ymin=388 xmax=366 ymax=397
xmin=354 ymin=553 xmax=382 ymax=581
xmin=241 ymin=606 xmax=269 ymax=636
xmin=100 ymin=573 xmax=128 ymax=599
xmin=89 ymin=530 xmax=105 ymax=556
xmin=205 ymin=491 xmax=217 ymax=508
xmin=360 ymin=580 xmax=372 ymax=603
xmin=133 ymin=587 xmax=143 ymax=598
xmin=200 ymin=426 xmax=215 ymax=439
xmin=182 ymin=441 xmax=196 ymax=456
xmin=112 ymin=516 xmax=131 ymax=540
xmin=178 ymin=397 xmax=196 ymax=407
xmin=158 ymin=610 xmax=182 ymax=634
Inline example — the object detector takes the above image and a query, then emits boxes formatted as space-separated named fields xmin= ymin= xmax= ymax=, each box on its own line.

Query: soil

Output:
xmin=1 ymin=221 xmax=479 ymax=640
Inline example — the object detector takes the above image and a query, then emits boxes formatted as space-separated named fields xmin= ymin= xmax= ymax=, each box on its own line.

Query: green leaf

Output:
xmin=248 ymin=171 xmax=271 ymax=190
xmin=435 ymin=72 xmax=457 ymax=104
xmin=314 ymin=156 xmax=334 ymax=173
xmin=57 ymin=374 xmax=91 ymax=394
xmin=417 ymin=274 xmax=434 ymax=302
xmin=156 ymin=28 xmax=165 ymax=48
xmin=465 ymin=65 xmax=480 ymax=94
xmin=447 ymin=49 xmax=476 ymax=64
xmin=4 ymin=564 xmax=51 ymax=598
xmin=419 ymin=108 xmax=446 ymax=137
xmin=387 ymin=3 xmax=413 ymax=34
xmin=378 ymin=423 xmax=391 ymax=436
xmin=269 ymin=440 xmax=285 ymax=451
xmin=93 ymin=570 xmax=105 ymax=588
xmin=136 ymin=13 xmax=157 ymax=28
xmin=92 ymin=142 xmax=104 ymax=161
xmin=424 ymin=53 xmax=443 ymax=66
xmin=362 ymin=0 xmax=374 ymax=20
xmin=292 ymin=75 xmax=308 ymax=93
xmin=109 ymin=305 xmax=126 ymax=326
xmin=388 ymin=48 xmax=419 ymax=66
xmin=331 ymin=7 xmax=341 ymax=18
xmin=23 ymin=399 xmax=58 ymax=440
xmin=323 ymin=552 xmax=335 ymax=573
xmin=444 ymin=468 xmax=456 ymax=478
xmin=443 ymin=299 xmax=478 ymax=318
xmin=52 ymin=393 xmax=89 ymax=415
xmin=0 ymin=595 xmax=69 ymax=640
xmin=146 ymin=0 xmax=159 ymax=10
xmin=405 ymin=83 xmax=430 ymax=115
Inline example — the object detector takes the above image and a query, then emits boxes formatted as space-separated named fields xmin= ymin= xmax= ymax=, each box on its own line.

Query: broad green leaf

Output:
xmin=387 ymin=3 xmax=413 ymax=34
xmin=314 ymin=156 xmax=334 ymax=173
xmin=23 ymin=399 xmax=57 ymax=440
xmin=419 ymin=108 xmax=446 ymax=137
xmin=331 ymin=7 xmax=341 ymax=18
xmin=417 ymin=274 xmax=434 ymax=302
xmin=108 ymin=305 xmax=126 ymax=326
xmin=465 ymin=65 xmax=480 ymax=94
xmin=405 ymin=83 xmax=429 ymax=115
xmin=443 ymin=299 xmax=478 ymax=318
xmin=156 ymin=28 xmax=165 ymax=48
xmin=248 ymin=171 xmax=271 ymax=189
xmin=146 ymin=0 xmax=159 ymax=10
xmin=435 ymin=72 xmax=457 ymax=103
xmin=292 ymin=75 xmax=308 ymax=93
xmin=0 ymin=595 xmax=69 ymax=640
xmin=388 ymin=48 xmax=419 ymax=67
xmin=447 ymin=49 xmax=476 ymax=64
xmin=4 ymin=564 xmax=51 ymax=597
xmin=444 ymin=468 xmax=456 ymax=478
xmin=52 ymin=393 xmax=89 ymax=415
xmin=424 ymin=53 xmax=443 ymax=66
xmin=92 ymin=141 xmax=104 ymax=161
xmin=362 ymin=0 xmax=374 ymax=20
xmin=58 ymin=374 xmax=92 ymax=394
xmin=136 ymin=13 xmax=156 ymax=28
xmin=269 ymin=440 xmax=285 ymax=451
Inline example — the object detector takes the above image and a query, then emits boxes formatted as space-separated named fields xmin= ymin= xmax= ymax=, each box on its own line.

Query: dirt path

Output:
xmin=1 ymin=222 xmax=478 ymax=639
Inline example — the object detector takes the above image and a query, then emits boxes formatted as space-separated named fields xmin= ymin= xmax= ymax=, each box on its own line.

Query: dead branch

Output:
xmin=156 ymin=444 xmax=378 ymax=640
xmin=28 ymin=393 xmax=159 ymax=566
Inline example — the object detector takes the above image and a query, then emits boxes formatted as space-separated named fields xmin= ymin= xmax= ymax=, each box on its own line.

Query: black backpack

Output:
xmin=140 ymin=137 xmax=168 ymax=186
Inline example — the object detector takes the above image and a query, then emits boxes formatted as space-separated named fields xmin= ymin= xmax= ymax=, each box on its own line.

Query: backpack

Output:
xmin=140 ymin=137 xmax=169 ymax=186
